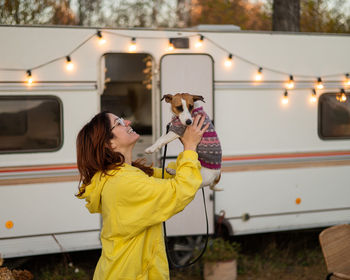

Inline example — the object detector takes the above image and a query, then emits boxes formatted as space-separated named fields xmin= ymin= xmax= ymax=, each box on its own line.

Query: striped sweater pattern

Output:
xmin=169 ymin=106 xmax=222 ymax=169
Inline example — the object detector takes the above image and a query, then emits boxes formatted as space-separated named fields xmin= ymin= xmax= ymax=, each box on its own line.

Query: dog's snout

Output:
xmin=186 ymin=119 xmax=192 ymax=125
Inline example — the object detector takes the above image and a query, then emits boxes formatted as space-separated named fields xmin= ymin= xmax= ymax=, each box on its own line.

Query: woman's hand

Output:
xmin=180 ymin=115 xmax=210 ymax=151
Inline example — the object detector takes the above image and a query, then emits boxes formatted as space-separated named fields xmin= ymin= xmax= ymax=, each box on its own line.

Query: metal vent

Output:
xmin=170 ymin=37 xmax=189 ymax=49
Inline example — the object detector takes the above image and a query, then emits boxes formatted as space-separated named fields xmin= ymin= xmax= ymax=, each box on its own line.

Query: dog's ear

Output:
xmin=193 ymin=95 xmax=205 ymax=103
xmin=161 ymin=94 xmax=173 ymax=103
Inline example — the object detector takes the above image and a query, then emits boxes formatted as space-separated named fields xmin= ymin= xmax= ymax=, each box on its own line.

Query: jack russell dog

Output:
xmin=145 ymin=93 xmax=223 ymax=191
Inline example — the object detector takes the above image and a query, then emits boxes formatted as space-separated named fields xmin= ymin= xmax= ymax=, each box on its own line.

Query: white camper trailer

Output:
xmin=0 ymin=25 xmax=350 ymax=261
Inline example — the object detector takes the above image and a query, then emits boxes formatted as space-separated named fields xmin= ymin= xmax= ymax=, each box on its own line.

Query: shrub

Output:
xmin=203 ymin=238 xmax=240 ymax=262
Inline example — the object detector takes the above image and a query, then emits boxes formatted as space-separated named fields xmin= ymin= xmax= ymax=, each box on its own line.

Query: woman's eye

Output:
xmin=176 ymin=106 xmax=183 ymax=112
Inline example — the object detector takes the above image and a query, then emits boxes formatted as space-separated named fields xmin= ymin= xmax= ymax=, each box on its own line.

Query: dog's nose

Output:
xmin=186 ymin=119 xmax=192 ymax=125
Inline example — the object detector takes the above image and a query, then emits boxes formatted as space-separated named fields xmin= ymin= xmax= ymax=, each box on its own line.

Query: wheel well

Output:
xmin=215 ymin=214 xmax=233 ymax=238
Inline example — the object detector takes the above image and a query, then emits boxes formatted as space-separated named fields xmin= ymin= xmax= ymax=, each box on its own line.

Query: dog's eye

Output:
xmin=176 ymin=105 xmax=183 ymax=112
xmin=188 ymin=105 xmax=193 ymax=111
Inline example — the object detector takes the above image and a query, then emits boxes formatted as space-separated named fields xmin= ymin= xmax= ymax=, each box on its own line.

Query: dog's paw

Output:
xmin=209 ymin=185 xmax=224 ymax=191
xmin=166 ymin=168 xmax=176 ymax=175
xmin=145 ymin=146 xmax=155 ymax=154
xmin=145 ymin=145 xmax=160 ymax=154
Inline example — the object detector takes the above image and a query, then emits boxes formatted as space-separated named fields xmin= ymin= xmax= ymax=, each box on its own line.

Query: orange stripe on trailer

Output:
xmin=0 ymin=165 xmax=77 ymax=173
xmin=223 ymin=151 xmax=350 ymax=161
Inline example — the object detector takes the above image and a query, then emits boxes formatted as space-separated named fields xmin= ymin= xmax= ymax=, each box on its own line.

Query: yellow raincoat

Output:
xmin=78 ymin=150 xmax=202 ymax=280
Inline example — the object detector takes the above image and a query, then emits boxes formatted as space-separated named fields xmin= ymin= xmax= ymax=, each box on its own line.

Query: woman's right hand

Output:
xmin=180 ymin=115 xmax=210 ymax=151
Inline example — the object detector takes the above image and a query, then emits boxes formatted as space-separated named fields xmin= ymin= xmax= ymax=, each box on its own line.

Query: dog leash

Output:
xmin=162 ymin=123 xmax=209 ymax=269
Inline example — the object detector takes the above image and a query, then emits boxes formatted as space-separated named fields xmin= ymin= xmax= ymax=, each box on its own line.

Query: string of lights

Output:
xmin=0 ymin=29 xmax=349 ymax=104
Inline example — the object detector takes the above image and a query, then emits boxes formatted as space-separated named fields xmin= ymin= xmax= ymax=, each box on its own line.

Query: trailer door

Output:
xmin=160 ymin=54 xmax=215 ymax=236
xmin=160 ymin=54 xmax=214 ymax=156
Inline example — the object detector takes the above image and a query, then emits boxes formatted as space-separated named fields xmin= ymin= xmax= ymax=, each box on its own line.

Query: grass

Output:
xmin=35 ymin=263 xmax=88 ymax=280
xmin=3 ymin=251 xmax=99 ymax=280
xmin=2 ymin=229 xmax=328 ymax=279
xmin=171 ymin=229 xmax=327 ymax=280
xmin=237 ymin=239 xmax=326 ymax=279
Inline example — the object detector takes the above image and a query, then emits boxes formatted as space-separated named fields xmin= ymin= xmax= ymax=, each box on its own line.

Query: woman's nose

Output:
xmin=124 ymin=119 xmax=131 ymax=126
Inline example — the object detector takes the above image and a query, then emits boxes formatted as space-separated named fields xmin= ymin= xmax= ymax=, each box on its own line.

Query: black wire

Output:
xmin=162 ymin=123 xmax=209 ymax=269
xmin=0 ymin=33 xmax=96 ymax=72
xmin=32 ymin=56 xmax=65 ymax=71
xmin=0 ymin=29 xmax=347 ymax=80
xmin=161 ymin=124 xmax=170 ymax=179
xmin=203 ymin=36 xmax=340 ymax=79
xmin=68 ymin=33 xmax=96 ymax=55
xmin=163 ymin=189 xmax=209 ymax=270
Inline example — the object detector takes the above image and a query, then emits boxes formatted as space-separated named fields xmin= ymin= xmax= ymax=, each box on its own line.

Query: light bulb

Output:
xmin=282 ymin=90 xmax=289 ymax=105
xmin=286 ymin=75 xmax=294 ymax=89
xmin=341 ymin=93 xmax=347 ymax=102
xmin=315 ymin=77 xmax=324 ymax=90
xmin=97 ymin=30 xmax=106 ymax=45
xmin=255 ymin=67 xmax=263 ymax=82
xmin=99 ymin=37 xmax=106 ymax=45
xmin=195 ymin=35 xmax=204 ymax=48
xmin=26 ymin=70 xmax=33 ymax=85
xmin=310 ymin=89 xmax=317 ymax=103
xmin=65 ymin=56 xmax=74 ymax=71
xmin=224 ymin=54 xmax=233 ymax=68
xmin=129 ymin=37 xmax=137 ymax=52
xmin=337 ymin=89 xmax=347 ymax=102
xmin=167 ymin=39 xmax=174 ymax=51
xmin=344 ymin=74 xmax=350 ymax=87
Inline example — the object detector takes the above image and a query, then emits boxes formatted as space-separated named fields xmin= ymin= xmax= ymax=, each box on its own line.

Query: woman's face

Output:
xmin=107 ymin=113 xmax=140 ymax=152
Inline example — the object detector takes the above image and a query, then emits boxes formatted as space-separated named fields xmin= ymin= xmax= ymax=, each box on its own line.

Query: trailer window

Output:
xmin=102 ymin=53 xmax=152 ymax=135
xmin=0 ymin=96 xmax=62 ymax=153
xmin=319 ymin=92 xmax=350 ymax=139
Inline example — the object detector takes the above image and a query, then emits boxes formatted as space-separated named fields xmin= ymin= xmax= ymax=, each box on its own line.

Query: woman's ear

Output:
xmin=107 ymin=139 xmax=118 ymax=152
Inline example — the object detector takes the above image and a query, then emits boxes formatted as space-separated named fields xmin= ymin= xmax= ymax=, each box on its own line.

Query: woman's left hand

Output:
xmin=180 ymin=114 xmax=210 ymax=151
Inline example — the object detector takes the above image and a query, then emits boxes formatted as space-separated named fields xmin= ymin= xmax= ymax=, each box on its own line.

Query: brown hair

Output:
xmin=76 ymin=111 xmax=153 ymax=197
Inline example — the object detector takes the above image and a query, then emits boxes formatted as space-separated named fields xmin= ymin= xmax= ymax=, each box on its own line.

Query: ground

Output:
xmin=1 ymin=229 xmax=327 ymax=280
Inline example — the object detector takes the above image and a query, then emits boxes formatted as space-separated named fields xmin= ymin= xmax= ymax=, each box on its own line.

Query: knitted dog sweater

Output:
xmin=169 ymin=107 xmax=222 ymax=169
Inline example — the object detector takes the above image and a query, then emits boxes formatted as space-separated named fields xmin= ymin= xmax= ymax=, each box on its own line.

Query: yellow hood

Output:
xmin=78 ymin=171 xmax=113 ymax=214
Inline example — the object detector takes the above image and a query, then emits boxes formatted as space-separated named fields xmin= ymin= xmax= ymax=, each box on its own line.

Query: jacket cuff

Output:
xmin=181 ymin=150 xmax=199 ymax=160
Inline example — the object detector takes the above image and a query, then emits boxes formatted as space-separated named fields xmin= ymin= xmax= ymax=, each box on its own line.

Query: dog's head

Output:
xmin=161 ymin=93 xmax=205 ymax=126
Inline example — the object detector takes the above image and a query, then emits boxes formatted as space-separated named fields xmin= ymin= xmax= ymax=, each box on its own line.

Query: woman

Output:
xmin=76 ymin=111 xmax=209 ymax=280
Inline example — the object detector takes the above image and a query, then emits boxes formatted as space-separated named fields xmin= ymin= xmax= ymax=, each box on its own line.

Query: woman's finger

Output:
xmin=193 ymin=114 xmax=202 ymax=127
xmin=197 ymin=114 xmax=205 ymax=129
xmin=201 ymin=122 xmax=210 ymax=133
